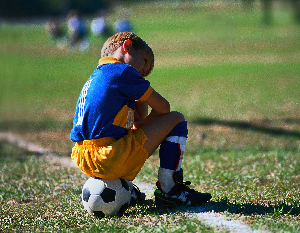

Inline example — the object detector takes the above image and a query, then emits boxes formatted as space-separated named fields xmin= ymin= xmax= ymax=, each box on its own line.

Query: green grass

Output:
xmin=1 ymin=1 xmax=300 ymax=232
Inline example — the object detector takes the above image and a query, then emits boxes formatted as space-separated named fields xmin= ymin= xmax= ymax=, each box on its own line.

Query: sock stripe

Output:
xmin=165 ymin=136 xmax=187 ymax=144
xmin=174 ymin=143 xmax=183 ymax=172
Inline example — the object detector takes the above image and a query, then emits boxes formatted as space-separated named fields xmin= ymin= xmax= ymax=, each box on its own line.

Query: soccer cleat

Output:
xmin=130 ymin=183 xmax=146 ymax=206
xmin=154 ymin=169 xmax=212 ymax=208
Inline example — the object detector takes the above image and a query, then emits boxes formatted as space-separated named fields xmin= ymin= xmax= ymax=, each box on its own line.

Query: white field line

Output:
xmin=189 ymin=210 xmax=265 ymax=233
xmin=1 ymin=132 xmax=265 ymax=233
xmin=0 ymin=132 xmax=76 ymax=167
xmin=0 ymin=132 xmax=49 ymax=154
xmin=135 ymin=182 xmax=266 ymax=233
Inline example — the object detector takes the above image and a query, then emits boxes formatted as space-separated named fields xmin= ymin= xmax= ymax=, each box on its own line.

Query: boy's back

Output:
xmin=71 ymin=57 xmax=152 ymax=141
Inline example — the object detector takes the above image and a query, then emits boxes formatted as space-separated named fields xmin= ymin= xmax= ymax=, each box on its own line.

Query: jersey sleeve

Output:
xmin=139 ymin=86 xmax=153 ymax=102
xmin=118 ymin=66 xmax=151 ymax=101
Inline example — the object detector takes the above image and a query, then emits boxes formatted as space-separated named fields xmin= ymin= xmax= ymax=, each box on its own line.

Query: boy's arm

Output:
xmin=135 ymin=100 xmax=148 ymax=121
xmin=133 ymin=100 xmax=148 ymax=129
xmin=134 ymin=89 xmax=170 ymax=129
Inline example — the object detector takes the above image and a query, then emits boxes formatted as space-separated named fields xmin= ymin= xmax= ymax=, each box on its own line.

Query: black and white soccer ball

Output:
xmin=81 ymin=177 xmax=131 ymax=218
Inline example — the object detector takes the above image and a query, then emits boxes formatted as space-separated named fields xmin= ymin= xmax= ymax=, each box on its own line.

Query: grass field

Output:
xmin=0 ymin=1 xmax=300 ymax=232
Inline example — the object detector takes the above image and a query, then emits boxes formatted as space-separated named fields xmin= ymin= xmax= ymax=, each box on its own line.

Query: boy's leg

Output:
xmin=157 ymin=120 xmax=188 ymax=193
xmin=142 ymin=111 xmax=187 ymax=192
xmin=141 ymin=111 xmax=185 ymax=155
xmin=156 ymin=120 xmax=212 ymax=207
xmin=127 ymin=111 xmax=182 ymax=206
xmin=141 ymin=111 xmax=212 ymax=207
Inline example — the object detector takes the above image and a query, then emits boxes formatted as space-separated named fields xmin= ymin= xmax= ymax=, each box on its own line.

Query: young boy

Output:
xmin=70 ymin=32 xmax=212 ymax=208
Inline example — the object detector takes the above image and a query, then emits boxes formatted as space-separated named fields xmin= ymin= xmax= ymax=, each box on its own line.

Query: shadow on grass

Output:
xmin=194 ymin=200 xmax=299 ymax=216
xmin=133 ymin=199 xmax=299 ymax=217
xmin=191 ymin=117 xmax=300 ymax=139
xmin=2 ymin=117 xmax=300 ymax=138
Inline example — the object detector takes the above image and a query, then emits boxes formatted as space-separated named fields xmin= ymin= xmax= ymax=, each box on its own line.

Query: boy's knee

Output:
xmin=170 ymin=111 xmax=185 ymax=122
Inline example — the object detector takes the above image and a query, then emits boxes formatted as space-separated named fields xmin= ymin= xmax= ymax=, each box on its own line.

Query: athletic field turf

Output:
xmin=0 ymin=2 xmax=299 ymax=232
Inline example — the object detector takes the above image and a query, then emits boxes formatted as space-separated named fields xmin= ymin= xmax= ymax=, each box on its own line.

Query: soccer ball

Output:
xmin=81 ymin=177 xmax=131 ymax=218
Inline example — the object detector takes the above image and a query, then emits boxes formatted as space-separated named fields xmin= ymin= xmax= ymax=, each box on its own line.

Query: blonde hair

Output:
xmin=101 ymin=32 xmax=154 ymax=77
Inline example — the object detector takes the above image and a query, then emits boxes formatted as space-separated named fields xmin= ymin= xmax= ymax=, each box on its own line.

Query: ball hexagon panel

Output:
xmin=100 ymin=188 xmax=116 ymax=203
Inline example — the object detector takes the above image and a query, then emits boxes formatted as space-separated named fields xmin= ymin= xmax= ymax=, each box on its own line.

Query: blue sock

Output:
xmin=159 ymin=121 xmax=188 ymax=171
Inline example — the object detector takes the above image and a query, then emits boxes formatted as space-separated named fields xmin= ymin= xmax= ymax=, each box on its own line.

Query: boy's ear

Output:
xmin=122 ymin=40 xmax=132 ymax=53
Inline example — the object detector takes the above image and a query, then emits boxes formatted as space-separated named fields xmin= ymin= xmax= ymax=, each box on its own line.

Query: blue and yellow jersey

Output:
xmin=70 ymin=57 xmax=153 ymax=142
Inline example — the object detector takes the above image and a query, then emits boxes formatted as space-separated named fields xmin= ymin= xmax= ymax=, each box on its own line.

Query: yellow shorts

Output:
xmin=71 ymin=128 xmax=149 ymax=181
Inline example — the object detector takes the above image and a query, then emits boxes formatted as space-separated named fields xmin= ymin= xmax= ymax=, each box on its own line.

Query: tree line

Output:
xmin=242 ymin=0 xmax=300 ymax=24
xmin=1 ymin=0 xmax=299 ymax=25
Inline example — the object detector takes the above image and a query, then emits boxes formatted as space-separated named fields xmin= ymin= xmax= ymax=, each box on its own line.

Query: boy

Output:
xmin=70 ymin=32 xmax=212 ymax=208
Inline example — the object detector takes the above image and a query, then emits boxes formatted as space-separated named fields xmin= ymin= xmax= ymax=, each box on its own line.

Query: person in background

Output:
xmin=91 ymin=16 xmax=109 ymax=37
xmin=114 ymin=18 xmax=133 ymax=33
xmin=67 ymin=10 xmax=89 ymax=53
xmin=45 ymin=17 xmax=67 ymax=49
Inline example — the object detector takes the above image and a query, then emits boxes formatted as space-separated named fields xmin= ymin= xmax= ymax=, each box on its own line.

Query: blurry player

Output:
xmin=91 ymin=16 xmax=109 ymax=37
xmin=45 ymin=17 xmax=66 ymax=49
xmin=67 ymin=10 xmax=89 ymax=53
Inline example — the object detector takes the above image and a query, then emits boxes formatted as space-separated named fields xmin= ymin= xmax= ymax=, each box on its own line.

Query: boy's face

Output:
xmin=124 ymin=48 xmax=152 ymax=77
xmin=122 ymin=40 xmax=152 ymax=77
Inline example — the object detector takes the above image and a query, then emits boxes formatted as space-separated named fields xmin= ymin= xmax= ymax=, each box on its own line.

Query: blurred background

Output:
xmin=0 ymin=0 xmax=299 ymax=22
xmin=1 ymin=0 xmax=299 ymax=153
xmin=1 ymin=0 xmax=299 ymax=54
xmin=1 ymin=0 xmax=300 ymax=53
xmin=1 ymin=0 xmax=300 ymax=26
